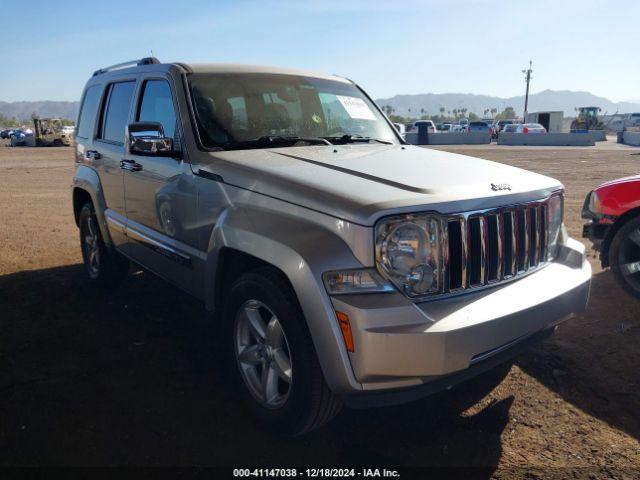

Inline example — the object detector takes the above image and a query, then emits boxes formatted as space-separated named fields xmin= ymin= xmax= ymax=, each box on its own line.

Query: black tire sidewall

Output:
xmin=222 ymin=270 xmax=322 ymax=434
xmin=79 ymin=203 xmax=104 ymax=281
xmin=610 ymin=215 xmax=640 ymax=299
xmin=78 ymin=202 xmax=128 ymax=287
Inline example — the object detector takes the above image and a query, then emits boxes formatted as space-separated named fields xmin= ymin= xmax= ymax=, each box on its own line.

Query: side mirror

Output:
xmin=128 ymin=121 xmax=177 ymax=157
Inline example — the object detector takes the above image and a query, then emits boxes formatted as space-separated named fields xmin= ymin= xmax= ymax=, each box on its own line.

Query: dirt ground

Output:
xmin=0 ymin=139 xmax=639 ymax=478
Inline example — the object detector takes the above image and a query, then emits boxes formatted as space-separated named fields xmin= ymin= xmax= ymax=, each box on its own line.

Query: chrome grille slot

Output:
xmin=539 ymin=205 xmax=547 ymax=262
xmin=529 ymin=206 xmax=538 ymax=267
xmin=516 ymin=209 xmax=528 ymax=272
xmin=443 ymin=197 xmax=554 ymax=298
xmin=503 ymin=211 xmax=515 ymax=277
xmin=486 ymin=214 xmax=500 ymax=282
xmin=467 ymin=217 xmax=483 ymax=286
xmin=447 ymin=220 xmax=464 ymax=290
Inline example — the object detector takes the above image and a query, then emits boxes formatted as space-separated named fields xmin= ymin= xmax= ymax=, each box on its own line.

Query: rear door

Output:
xmin=122 ymin=75 xmax=201 ymax=297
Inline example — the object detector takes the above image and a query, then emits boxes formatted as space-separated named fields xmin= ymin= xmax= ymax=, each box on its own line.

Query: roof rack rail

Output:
xmin=93 ymin=57 xmax=160 ymax=77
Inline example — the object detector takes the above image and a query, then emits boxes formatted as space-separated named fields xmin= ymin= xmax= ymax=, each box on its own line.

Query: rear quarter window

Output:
xmin=76 ymin=85 xmax=102 ymax=139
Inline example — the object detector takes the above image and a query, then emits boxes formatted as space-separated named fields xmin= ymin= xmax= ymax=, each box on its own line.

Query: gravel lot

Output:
xmin=1 ymin=140 xmax=639 ymax=478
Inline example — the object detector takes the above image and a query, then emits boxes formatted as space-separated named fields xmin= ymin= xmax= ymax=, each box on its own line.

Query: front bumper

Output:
xmin=330 ymin=238 xmax=591 ymax=394
xmin=582 ymin=221 xmax=609 ymax=251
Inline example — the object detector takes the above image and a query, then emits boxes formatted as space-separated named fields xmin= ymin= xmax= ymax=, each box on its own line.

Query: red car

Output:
xmin=582 ymin=175 xmax=640 ymax=298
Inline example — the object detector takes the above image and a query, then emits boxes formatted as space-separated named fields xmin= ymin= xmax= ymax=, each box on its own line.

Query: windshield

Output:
xmin=188 ymin=73 xmax=398 ymax=150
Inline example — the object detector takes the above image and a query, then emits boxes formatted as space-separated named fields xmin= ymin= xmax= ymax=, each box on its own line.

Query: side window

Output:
xmin=76 ymin=85 xmax=101 ymax=139
xmin=137 ymin=80 xmax=176 ymax=139
xmin=99 ymin=81 xmax=135 ymax=144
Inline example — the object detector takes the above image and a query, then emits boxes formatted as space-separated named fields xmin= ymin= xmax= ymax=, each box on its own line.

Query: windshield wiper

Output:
xmin=229 ymin=135 xmax=332 ymax=149
xmin=322 ymin=134 xmax=393 ymax=145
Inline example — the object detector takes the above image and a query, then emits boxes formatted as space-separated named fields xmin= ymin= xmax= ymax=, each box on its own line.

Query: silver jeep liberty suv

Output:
xmin=72 ymin=57 xmax=591 ymax=434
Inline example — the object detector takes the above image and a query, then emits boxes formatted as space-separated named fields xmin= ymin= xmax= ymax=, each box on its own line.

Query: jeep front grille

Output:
xmin=444 ymin=199 xmax=550 ymax=292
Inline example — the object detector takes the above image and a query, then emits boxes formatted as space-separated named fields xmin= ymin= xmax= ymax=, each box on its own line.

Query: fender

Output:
xmin=204 ymin=205 xmax=366 ymax=393
xmin=72 ymin=165 xmax=113 ymax=246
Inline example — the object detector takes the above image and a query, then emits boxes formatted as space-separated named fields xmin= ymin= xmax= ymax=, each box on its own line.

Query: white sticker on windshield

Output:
xmin=336 ymin=95 xmax=376 ymax=120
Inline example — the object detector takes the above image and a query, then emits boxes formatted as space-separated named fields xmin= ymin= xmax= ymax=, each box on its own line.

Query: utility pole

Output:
xmin=522 ymin=60 xmax=533 ymax=121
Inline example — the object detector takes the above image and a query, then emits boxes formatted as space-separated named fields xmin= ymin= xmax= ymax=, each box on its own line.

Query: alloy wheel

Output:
xmin=234 ymin=299 xmax=293 ymax=409
xmin=83 ymin=216 xmax=101 ymax=279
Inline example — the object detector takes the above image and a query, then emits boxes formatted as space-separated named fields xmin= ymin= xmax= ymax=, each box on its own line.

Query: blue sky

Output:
xmin=1 ymin=0 xmax=638 ymax=102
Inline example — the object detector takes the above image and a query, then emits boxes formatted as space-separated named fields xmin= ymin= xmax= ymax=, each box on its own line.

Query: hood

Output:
xmin=197 ymin=144 xmax=562 ymax=225
xmin=596 ymin=174 xmax=640 ymax=190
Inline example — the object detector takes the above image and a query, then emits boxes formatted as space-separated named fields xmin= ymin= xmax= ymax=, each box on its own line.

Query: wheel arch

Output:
xmin=601 ymin=206 xmax=640 ymax=267
xmin=204 ymin=205 xmax=365 ymax=393
xmin=71 ymin=165 xmax=113 ymax=245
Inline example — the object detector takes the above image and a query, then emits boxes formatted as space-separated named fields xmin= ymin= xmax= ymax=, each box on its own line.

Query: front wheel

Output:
xmin=79 ymin=202 xmax=129 ymax=287
xmin=609 ymin=215 xmax=640 ymax=299
xmin=223 ymin=267 xmax=342 ymax=435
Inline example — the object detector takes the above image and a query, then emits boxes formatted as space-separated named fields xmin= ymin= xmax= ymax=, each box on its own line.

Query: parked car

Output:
xmin=582 ymin=175 xmax=640 ymax=298
xmin=408 ymin=120 xmax=437 ymax=133
xmin=467 ymin=121 xmax=491 ymax=133
xmin=72 ymin=57 xmax=591 ymax=434
xmin=0 ymin=128 xmax=14 ymax=139
xmin=450 ymin=124 xmax=465 ymax=132
xmin=629 ymin=113 xmax=640 ymax=127
xmin=503 ymin=124 xmax=518 ymax=134
xmin=515 ymin=123 xmax=547 ymax=134
xmin=493 ymin=119 xmax=516 ymax=138
xmin=10 ymin=129 xmax=33 ymax=146
xmin=440 ymin=123 xmax=452 ymax=132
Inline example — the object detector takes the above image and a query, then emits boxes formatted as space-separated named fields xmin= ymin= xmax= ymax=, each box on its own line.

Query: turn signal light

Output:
xmin=335 ymin=311 xmax=355 ymax=353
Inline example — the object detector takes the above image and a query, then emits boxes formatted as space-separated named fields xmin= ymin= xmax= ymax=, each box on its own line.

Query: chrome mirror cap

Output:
xmin=128 ymin=121 xmax=176 ymax=156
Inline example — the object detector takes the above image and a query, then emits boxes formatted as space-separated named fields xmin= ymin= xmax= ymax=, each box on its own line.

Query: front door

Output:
xmin=122 ymin=77 xmax=201 ymax=297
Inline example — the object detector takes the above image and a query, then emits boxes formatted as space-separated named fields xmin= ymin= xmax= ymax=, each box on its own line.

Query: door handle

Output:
xmin=85 ymin=150 xmax=102 ymax=160
xmin=120 ymin=159 xmax=143 ymax=172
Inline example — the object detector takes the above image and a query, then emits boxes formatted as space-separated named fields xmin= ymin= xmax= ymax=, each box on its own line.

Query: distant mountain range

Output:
xmin=0 ymin=101 xmax=79 ymax=121
xmin=375 ymin=90 xmax=640 ymax=118
xmin=1 ymin=89 xmax=639 ymax=122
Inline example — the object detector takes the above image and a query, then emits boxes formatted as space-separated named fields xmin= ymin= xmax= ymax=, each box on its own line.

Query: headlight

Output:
xmin=581 ymin=190 xmax=602 ymax=220
xmin=547 ymin=194 xmax=564 ymax=261
xmin=375 ymin=215 xmax=442 ymax=296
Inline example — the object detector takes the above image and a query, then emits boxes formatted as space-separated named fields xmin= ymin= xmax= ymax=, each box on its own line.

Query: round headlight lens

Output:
xmin=383 ymin=222 xmax=428 ymax=275
xmin=377 ymin=217 xmax=442 ymax=296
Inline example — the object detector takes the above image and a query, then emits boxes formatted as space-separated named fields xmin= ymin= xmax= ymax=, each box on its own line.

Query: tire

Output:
xmin=609 ymin=215 xmax=640 ymax=299
xmin=79 ymin=202 xmax=129 ymax=288
xmin=223 ymin=267 xmax=342 ymax=435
